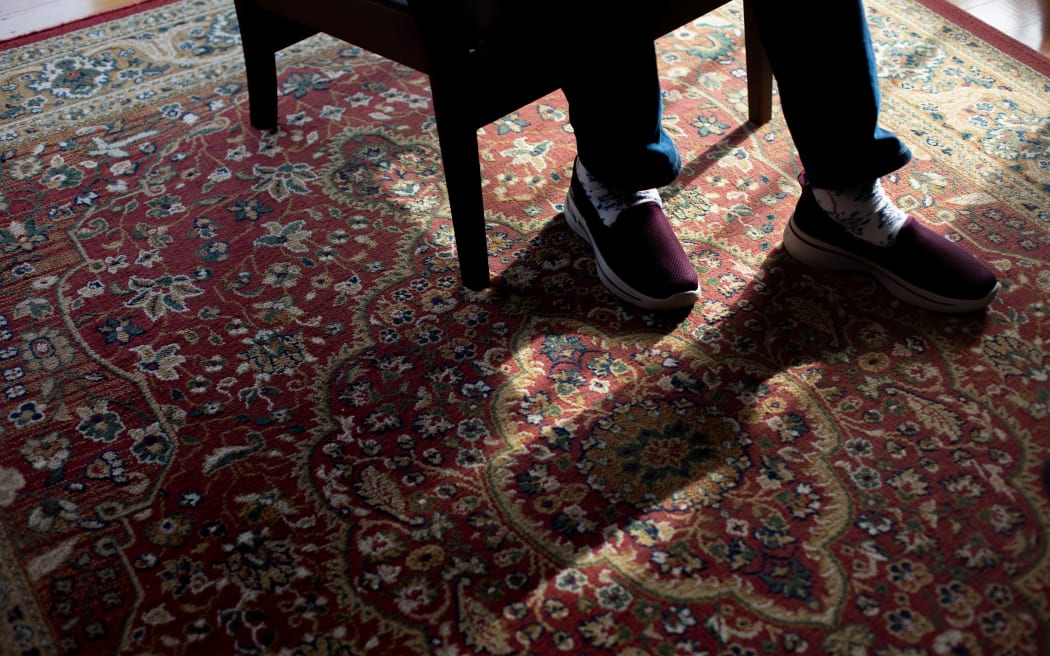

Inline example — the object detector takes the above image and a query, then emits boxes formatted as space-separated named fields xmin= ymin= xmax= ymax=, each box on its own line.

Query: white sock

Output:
xmin=576 ymin=158 xmax=661 ymax=227
xmin=812 ymin=179 xmax=908 ymax=247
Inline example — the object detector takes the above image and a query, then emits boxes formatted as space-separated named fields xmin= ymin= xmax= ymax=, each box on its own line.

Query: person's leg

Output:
xmin=558 ymin=9 xmax=699 ymax=310
xmin=756 ymin=0 xmax=1000 ymax=311
xmin=560 ymin=9 xmax=680 ymax=191
xmin=749 ymin=0 xmax=912 ymax=189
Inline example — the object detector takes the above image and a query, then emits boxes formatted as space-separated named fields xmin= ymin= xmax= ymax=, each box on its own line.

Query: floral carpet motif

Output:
xmin=1 ymin=0 xmax=1048 ymax=653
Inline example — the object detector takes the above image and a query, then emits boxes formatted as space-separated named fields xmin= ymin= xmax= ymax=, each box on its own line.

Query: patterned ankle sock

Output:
xmin=576 ymin=158 xmax=661 ymax=227
xmin=811 ymin=179 xmax=908 ymax=247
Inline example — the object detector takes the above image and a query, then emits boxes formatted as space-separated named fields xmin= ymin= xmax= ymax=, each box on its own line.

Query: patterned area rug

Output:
xmin=1 ymin=0 xmax=1048 ymax=653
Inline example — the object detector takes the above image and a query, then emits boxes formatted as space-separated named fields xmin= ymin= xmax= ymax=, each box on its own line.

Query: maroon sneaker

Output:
xmin=783 ymin=182 xmax=999 ymax=313
xmin=566 ymin=167 xmax=700 ymax=310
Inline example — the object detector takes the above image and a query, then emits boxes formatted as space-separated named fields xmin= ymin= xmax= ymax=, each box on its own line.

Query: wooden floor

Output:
xmin=1 ymin=0 xmax=141 ymax=41
xmin=1 ymin=0 xmax=1048 ymax=56
xmin=948 ymin=0 xmax=1050 ymax=55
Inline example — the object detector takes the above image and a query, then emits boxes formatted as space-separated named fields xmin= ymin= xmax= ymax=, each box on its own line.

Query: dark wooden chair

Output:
xmin=232 ymin=0 xmax=772 ymax=290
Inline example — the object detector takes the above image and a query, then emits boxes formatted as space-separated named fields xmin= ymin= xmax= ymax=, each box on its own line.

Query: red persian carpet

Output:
xmin=0 ymin=0 xmax=1048 ymax=653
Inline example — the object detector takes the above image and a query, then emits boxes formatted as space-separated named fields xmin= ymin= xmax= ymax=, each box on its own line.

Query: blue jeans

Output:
xmin=562 ymin=0 xmax=912 ymax=191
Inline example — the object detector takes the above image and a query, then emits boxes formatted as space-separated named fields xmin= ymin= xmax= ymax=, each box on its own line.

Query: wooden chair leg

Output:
xmin=742 ymin=0 xmax=772 ymax=125
xmin=233 ymin=0 xmax=280 ymax=130
xmin=431 ymin=93 xmax=491 ymax=291
xmin=233 ymin=2 xmax=315 ymax=129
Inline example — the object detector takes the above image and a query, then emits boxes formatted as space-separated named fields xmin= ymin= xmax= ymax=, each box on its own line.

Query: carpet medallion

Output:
xmin=0 ymin=0 xmax=1048 ymax=653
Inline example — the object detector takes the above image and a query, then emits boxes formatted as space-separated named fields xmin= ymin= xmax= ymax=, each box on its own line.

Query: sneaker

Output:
xmin=782 ymin=180 xmax=999 ymax=313
xmin=565 ymin=166 xmax=700 ymax=310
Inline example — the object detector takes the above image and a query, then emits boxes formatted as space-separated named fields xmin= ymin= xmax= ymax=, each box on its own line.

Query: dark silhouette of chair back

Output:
xmin=233 ymin=0 xmax=771 ymax=290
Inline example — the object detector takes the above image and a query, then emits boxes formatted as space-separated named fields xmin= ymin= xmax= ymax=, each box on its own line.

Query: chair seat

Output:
xmin=252 ymin=0 xmax=428 ymax=70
